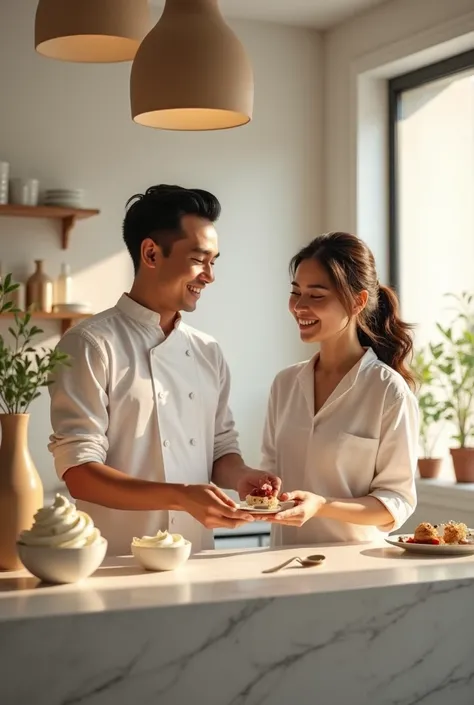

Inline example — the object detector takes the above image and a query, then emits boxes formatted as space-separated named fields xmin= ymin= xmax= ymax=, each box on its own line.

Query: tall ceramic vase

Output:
xmin=0 ymin=414 xmax=43 ymax=570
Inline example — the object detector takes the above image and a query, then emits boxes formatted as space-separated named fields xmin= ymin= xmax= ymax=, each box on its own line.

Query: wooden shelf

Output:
xmin=0 ymin=204 xmax=100 ymax=249
xmin=0 ymin=311 xmax=92 ymax=335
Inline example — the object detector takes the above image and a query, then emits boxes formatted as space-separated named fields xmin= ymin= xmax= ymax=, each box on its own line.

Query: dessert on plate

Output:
xmin=412 ymin=522 xmax=443 ymax=545
xmin=245 ymin=483 xmax=279 ymax=510
xmin=442 ymin=520 xmax=468 ymax=544
xmin=398 ymin=520 xmax=472 ymax=545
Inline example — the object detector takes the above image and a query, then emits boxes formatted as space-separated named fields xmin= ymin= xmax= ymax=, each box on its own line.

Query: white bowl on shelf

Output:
xmin=17 ymin=539 xmax=107 ymax=584
xmin=131 ymin=541 xmax=192 ymax=571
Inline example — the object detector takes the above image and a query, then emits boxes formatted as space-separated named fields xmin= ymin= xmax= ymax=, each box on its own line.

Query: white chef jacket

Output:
xmin=261 ymin=348 xmax=418 ymax=546
xmin=48 ymin=294 xmax=240 ymax=556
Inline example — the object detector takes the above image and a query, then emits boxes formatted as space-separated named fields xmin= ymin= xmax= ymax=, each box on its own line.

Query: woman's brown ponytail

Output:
xmin=357 ymin=284 xmax=415 ymax=390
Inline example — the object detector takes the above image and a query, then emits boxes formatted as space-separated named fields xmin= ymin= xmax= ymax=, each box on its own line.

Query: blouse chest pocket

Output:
xmin=336 ymin=433 xmax=380 ymax=489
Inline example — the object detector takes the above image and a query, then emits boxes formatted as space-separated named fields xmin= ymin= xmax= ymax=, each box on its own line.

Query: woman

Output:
xmin=261 ymin=232 xmax=419 ymax=546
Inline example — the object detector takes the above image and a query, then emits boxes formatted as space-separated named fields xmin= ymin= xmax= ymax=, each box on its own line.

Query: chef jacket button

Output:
xmin=190 ymin=438 xmax=197 ymax=446
xmin=163 ymin=439 xmax=170 ymax=448
xmin=170 ymin=517 xmax=175 ymax=525
xmin=158 ymin=392 xmax=165 ymax=400
xmin=185 ymin=349 xmax=191 ymax=357
xmin=189 ymin=392 xmax=195 ymax=400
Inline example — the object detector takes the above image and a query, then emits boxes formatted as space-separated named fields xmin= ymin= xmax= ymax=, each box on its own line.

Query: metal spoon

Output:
xmin=262 ymin=554 xmax=326 ymax=574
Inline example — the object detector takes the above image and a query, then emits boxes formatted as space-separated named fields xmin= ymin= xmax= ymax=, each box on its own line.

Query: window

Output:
xmin=389 ymin=49 xmax=474 ymax=346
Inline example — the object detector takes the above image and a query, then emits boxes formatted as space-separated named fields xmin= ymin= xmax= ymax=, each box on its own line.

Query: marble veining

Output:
xmin=2 ymin=577 xmax=474 ymax=705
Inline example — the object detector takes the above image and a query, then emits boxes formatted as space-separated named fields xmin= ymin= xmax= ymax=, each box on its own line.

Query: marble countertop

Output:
xmin=2 ymin=541 xmax=474 ymax=623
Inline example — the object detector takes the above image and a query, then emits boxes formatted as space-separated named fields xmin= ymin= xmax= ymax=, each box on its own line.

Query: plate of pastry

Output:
xmin=239 ymin=501 xmax=295 ymax=514
xmin=386 ymin=521 xmax=474 ymax=555
xmin=240 ymin=485 xmax=294 ymax=514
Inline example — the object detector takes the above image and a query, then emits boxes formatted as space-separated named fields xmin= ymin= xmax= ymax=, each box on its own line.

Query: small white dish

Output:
xmin=131 ymin=540 xmax=192 ymax=571
xmin=17 ymin=538 xmax=108 ymax=584
xmin=385 ymin=535 xmax=474 ymax=556
xmin=239 ymin=500 xmax=295 ymax=515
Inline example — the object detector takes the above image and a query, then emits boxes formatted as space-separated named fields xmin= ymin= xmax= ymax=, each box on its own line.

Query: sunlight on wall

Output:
xmin=399 ymin=71 xmax=474 ymax=346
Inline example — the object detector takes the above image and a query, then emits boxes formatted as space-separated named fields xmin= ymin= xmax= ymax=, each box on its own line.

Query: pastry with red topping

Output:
xmin=245 ymin=483 xmax=279 ymax=509
xmin=398 ymin=520 xmax=473 ymax=546
xmin=409 ymin=522 xmax=444 ymax=545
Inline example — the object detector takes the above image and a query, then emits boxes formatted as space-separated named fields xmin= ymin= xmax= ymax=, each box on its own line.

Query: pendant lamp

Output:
xmin=35 ymin=0 xmax=150 ymax=63
xmin=130 ymin=0 xmax=254 ymax=131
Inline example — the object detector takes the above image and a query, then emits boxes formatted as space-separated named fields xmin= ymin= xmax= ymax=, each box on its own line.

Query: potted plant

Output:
xmin=412 ymin=347 xmax=444 ymax=479
xmin=435 ymin=292 xmax=474 ymax=483
xmin=0 ymin=273 xmax=69 ymax=570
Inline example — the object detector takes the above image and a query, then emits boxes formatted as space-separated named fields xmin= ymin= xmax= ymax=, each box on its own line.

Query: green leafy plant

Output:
xmin=0 ymin=273 xmax=69 ymax=414
xmin=412 ymin=347 xmax=444 ymax=458
xmin=434 ymin=292 xmax=474 ymax=448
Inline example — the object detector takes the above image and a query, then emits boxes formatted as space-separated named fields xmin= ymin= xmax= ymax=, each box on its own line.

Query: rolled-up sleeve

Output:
xmin=48 ymin=331 xmax=109 ymax=478
xmin=213 ymin=347 xmax=241 ymax=462
xmin=370 ymin=391 xmax=419 ymax=531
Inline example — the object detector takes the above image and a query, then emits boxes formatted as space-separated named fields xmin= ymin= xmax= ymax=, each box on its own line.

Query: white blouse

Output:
xmin=49 ymin=294 xmax=240 ymax=556
xmin=261 ymin=348 xmax=419 ymax=546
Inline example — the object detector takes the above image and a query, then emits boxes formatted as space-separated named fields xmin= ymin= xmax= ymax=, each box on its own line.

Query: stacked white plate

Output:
xmin=52 ymin=302 xmax=92 ymax=314
xmin=43 ymin=189 xmax=84 ymax=208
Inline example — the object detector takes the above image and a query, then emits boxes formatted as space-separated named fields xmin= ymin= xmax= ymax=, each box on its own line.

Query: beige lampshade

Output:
xmin=35 ymin=0 xmax=150 ymax=63
xmin=130 ymin=0 xmax=254 ymax=131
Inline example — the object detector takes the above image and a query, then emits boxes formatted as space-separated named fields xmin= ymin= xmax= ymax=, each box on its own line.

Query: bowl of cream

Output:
xmin=131 ymin=530 xmax=191 ymax=571
xmin=17 ymin=494 xmax=107 ymax=584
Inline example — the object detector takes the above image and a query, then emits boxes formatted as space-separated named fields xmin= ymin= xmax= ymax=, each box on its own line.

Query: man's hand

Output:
xmin=177 ymin=484 xmax=256 ymax=529
xmin=236 ymin=468 xmax=282 ymax=501
xmin=263 ymin=490 xmax=326 ymax=527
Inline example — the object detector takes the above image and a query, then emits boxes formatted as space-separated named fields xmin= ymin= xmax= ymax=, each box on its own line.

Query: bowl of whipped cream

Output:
xmin=131 ymin=530 xmax=191 ymax=571
xmin=17 ymin=494 xmax=107 ymax=584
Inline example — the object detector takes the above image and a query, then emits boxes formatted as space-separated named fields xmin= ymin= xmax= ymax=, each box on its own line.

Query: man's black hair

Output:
xmin=123 ymin=184 xmax=221 ymax=272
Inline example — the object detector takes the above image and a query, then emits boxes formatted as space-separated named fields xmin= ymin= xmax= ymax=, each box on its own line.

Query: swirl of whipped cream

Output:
xmin=132 ymin=530 xmax=186 ymax=548
xmin=19 ymin=494 xmax=102 ymax=548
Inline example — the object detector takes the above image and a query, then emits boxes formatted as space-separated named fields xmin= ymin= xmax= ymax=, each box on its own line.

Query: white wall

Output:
xmin=0 ymin=1 xmax=322 ymax=491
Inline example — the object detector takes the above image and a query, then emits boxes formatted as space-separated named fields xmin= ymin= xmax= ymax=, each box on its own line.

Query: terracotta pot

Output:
xmin=0 ymin=414 xmax=43 ymax=570
xmin=417 ymin=458 xmax=443 ymax=479
xmin=450 ymin=447 xmax=474 ymax=483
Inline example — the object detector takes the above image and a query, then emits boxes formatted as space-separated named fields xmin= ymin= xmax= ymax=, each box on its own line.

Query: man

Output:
xmin=49 ymin=184 xmax=280 ymax=555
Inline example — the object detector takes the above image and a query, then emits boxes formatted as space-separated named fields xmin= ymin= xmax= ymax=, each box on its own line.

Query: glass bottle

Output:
xmin=54 ymin=263 xmax=72 ymax=305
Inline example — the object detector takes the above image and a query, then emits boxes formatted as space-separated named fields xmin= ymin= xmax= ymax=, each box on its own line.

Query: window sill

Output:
xmin=416 ymin=478 xmax=474 ymax=512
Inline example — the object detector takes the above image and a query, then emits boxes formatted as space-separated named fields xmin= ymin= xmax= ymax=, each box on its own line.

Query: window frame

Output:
xmin=388 ymin=49 xmax=474 ymax=293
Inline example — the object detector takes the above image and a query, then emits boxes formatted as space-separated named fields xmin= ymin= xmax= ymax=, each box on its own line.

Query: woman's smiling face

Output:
xmin=289 ymin=258 xmax=352 ymax=344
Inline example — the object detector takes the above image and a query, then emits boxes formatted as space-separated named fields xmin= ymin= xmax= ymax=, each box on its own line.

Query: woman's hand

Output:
xmin=266 ymin=490 xmax=326 ymax=527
